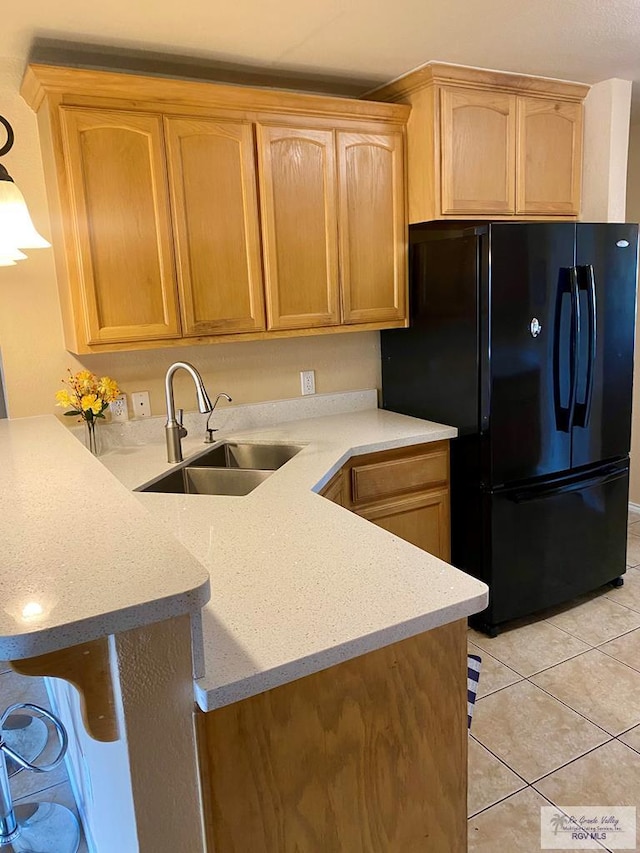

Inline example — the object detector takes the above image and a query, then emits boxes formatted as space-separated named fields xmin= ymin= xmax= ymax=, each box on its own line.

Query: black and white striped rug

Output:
xmin=467 ymin=654 xmax=482 ymax=730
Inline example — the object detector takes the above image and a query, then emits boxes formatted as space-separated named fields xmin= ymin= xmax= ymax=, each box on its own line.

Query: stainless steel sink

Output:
xmin=136 ymin=441 xmax=305 ymax=496
xmin=139 ymin=466 xmax=273 ymax=496
xmin=190 ymin=442 xmax=305 ymax=471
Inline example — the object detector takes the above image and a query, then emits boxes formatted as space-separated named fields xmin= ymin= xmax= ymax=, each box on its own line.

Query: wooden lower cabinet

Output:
xmin=320 ymin=467 xmax=346 ymax=507
xmin=321 ymin=440 xmax=451 ymax=560
xmin=358 ymin=487 xmax=450 ymax=560
xmin=196 ymin=619 xmax=467 ymax=852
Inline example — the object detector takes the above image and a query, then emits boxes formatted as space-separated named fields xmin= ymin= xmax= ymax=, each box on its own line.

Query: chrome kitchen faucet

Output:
xmin=164 ymin=361 xmax=213 ymax=463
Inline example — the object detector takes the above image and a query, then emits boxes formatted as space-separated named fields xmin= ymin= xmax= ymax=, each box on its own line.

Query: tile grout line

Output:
xmin=528 ymin=737 xmax=616 ymax=788
xmin=614 ymin=733 xmax=640 ymax=756
xmin=543 ymin=607 xmax=640 ymax=643
xmin=472 ymin=677 xmax=525 ymax=701
xmin=533 ymin=788 xmax=612 ymax=853
xmin=468 ymin=768 xmax=612 ymax=852
xmin=470 ymin=646 xmax=594 ymax=694
xmin=525 ymin=672 xmax=627 ymax=737
xmin=472 ymin=615 xmax=640 ymax=679
xmin=532 ymin=642 xmax=640 ymax=692
xmin=599 ymin=595 xmax=640 ymax=617
xmin=13 ymin=775 xmax=72 ymax=802
xmin=469 ymin=724 xmax=618 ymax=801
xmin=593 ymin=642 xmax=640 ymax=673
xmin=467 ymin=785 xmax=528 ymax=821
xmin=472 ymin=717 xmax=615 ymax=789
xmin=468 ymin=783 xmax=609 ymax=851
xmin=468 ymin=633 xmax=594 ymax=676
xmin=468 ymin=732 xmax=530 ymax=788
xmin=468 ymin=547 xmax=638 ymax=847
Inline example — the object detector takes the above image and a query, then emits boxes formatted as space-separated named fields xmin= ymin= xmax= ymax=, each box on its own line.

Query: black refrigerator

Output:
xmin=381 ymin=221 xmax=638 ymax=635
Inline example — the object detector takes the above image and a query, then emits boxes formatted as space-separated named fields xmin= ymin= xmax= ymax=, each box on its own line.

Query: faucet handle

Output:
xmin=176 ymin=408 xmax=188 ymax=439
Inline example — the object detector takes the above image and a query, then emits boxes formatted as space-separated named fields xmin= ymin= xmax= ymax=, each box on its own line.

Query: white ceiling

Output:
xmin=3 ymin=0 xmax=640 ymax=102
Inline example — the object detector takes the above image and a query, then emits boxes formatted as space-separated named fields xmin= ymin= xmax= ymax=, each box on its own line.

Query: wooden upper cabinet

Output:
xmin=367 ymin=63 xmax=588 ymax=222
xmin=257 ymin=125 xmax=340 ymax=331
xmin=24 ymin=65 xmax=409 ymax=351
xmin=337 ymin=131 xmax=406 ymax=324
xmin=440 ymin=88 xmax=516 ymax=215
xmin=516 ymin=98 xmax=582 ymax=216
xmin=59 ymin=108 xmax=180 ymax=344
xmin=164 ymin=117 xmax=266 ymax=336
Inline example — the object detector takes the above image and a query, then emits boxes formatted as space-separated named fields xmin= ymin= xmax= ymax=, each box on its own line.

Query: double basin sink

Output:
xmin=137 ymin=441 xmax=305 ymax=497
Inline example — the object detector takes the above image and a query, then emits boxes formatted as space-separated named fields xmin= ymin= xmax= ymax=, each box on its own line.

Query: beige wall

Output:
xmin=583 ymin=79 xmax=639 ymax=505
xmin=626 ymin=115 xmax=640 ymax=504
xmin=582 ymin=78 xmax=632 ymax=221
xmin=0 ymin=56 xmax=380 ymax=421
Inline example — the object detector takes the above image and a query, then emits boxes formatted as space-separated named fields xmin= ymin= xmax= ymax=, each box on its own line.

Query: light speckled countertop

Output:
xmin=99 ymin=398 xmax=489 ymax=711
xmin=0 ymin=416 xmax=210 ymax=659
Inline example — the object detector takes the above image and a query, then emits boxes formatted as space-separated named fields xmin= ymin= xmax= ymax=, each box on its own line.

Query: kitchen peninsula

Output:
xmin=0 ymin=394 xmax=488 ymax=852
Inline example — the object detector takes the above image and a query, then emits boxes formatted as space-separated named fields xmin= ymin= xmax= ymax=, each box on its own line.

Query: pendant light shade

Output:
xmin=0 ymin=248 xmax=27 ymax=267
xmin=0 ymin=174 xmax=50 ymax=250
xmin=0 ymin=115 xmax=50 ymax=260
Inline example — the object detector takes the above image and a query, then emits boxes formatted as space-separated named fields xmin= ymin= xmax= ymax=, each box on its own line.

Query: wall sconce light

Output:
xmin=0 ymin=115 xmax=50 ymax=267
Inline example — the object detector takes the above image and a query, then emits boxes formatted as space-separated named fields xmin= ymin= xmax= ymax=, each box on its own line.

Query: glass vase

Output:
xmin=84 ymin=419 xmax=101 ymax=456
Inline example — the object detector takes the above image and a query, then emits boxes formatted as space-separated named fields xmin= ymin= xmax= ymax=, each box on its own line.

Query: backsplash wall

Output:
xmin=0 ymin=58 xmax=381 ymax=420
xmin=80 ymin=333 xmax=381 ymax=418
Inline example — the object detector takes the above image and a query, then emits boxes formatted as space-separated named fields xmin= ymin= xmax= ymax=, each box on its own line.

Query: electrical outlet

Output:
xmin=131 ymin=391 xmax=151 ymax=418
xmin=109 ymin=393 xmax=129 ymax=422
xmin=300 ymin=370 xmax=316 ymax=396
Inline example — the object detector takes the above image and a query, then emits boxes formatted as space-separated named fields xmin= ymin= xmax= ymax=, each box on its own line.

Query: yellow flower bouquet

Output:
xmin=55 ymin=369 xmax=120 ymax=454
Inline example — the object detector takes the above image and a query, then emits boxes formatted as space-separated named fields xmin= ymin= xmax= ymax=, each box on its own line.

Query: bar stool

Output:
xmin=0 ymin=702 xmax=80 ymax=852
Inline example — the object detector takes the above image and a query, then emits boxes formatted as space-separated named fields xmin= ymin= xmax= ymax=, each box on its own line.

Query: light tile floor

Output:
xmin=0 ymin=665 xmax=87 ymax=852
xmin=467 ymin=513 xmax=640 ymax=852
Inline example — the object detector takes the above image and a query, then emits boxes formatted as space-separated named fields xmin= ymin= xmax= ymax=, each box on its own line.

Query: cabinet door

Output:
xmin=60 ymin=108 xmax=180 ymax=344
xmin=257 ymin=125 xmax=340 ymax=330
xmin=164 ymin=118 xmax=266 ymax=336
xmin=516 ymin=98 xmax=582 ymax=215
xmin=357 ymin=489 xmax=450 ymax=560
xmin=337 ymin=131 xmax=406 ymax=324
xmin=440 ymin=88 xmax=516 ymax=215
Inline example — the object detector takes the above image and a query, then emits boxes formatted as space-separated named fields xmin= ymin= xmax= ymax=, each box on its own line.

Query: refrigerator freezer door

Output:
xmin=487 ymin=223 xmax=575 ymax=485
xmin=572 ymin=224 xmax=638 ymax=469
xmin=473 ymin=460 xmax=629 ymax=631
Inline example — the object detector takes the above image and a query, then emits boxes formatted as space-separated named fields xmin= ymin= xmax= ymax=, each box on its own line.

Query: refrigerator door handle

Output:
xmin=574 ymin=264 xmax=597 ymax=428
xmin=553 ymin=267 xmax=579 ymax=432
xmin=509 ymin=462 xmax=627 ymax=503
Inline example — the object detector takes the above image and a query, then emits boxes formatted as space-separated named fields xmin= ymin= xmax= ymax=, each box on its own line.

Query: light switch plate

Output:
xmin=131 ymin=391 xmax=151 ymax=418
xmin=109 ymin=393 xmax=129 ymax=422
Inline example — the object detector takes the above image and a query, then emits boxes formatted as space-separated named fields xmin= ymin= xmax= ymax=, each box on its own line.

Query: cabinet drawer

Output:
xmin=349 ymin=444 xmax=448 ymax=505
